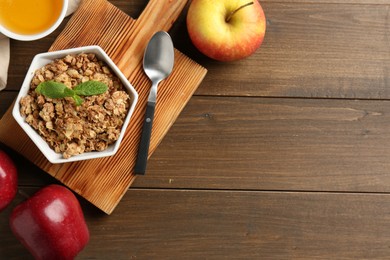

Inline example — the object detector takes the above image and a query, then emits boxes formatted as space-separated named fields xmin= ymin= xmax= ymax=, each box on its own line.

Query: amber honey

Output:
xmin=0 ymin=0 xmax=63 ymax=35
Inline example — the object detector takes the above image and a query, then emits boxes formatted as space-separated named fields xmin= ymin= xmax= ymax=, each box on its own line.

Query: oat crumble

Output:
xmin=19 ymin=53 xmax=131 ymax=159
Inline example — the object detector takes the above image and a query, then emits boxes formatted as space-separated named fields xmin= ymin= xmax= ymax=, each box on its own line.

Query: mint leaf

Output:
xmin=73 ymin=81 xmax=108 ymax=96
xmin=36 ymin=81 xmax=74 ymax=99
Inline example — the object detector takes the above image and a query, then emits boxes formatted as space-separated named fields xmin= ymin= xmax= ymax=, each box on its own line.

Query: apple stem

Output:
xmin=226 ymin=2 xmax=254 ymax=23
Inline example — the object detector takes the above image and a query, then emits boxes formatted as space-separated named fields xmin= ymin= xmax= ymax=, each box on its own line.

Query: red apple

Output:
xmin=9 ymin=184 xmax=89 ymax=260
xmin=187 ymin=0 xmax=266 ymax=62
xmin=0 ymin=150 xmax=18 ymax=212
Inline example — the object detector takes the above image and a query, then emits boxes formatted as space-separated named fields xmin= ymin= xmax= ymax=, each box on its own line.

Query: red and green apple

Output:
xmin=187 ymin=0 xmax=266 ymax=62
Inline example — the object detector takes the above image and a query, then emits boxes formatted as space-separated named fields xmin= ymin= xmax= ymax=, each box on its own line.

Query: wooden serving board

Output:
xmin=0 ymin=0 xmax=207 ymax=214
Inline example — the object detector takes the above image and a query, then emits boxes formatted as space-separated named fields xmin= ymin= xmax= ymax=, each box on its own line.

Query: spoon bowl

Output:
xmin=143 ymin=32 xmax=175 ymax=82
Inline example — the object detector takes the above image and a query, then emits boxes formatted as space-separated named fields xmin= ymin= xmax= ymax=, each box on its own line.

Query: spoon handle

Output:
xmin=134 ymin=101 xmax=156 ymax=175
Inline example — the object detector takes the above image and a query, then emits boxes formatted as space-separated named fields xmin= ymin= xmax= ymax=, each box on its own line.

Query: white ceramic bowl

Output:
xmin=12 ymin=46 xmax=139 ymax=164
xmin=0 ymin=0 xmax=68 ymax=41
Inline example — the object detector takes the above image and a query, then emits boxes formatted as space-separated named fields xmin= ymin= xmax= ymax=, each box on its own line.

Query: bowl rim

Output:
xmin=0 ymin=0 xmax=69 ymax=41
xmin=12 ymin=45 xmax=139 ymax=164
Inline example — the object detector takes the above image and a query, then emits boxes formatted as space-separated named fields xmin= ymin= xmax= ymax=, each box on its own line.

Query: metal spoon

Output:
xmin=134 ymin=31 xmax=175 ymax=175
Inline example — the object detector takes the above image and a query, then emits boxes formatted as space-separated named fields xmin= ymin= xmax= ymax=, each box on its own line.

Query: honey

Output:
xmin=0 ymin=0 xmax=63 ymax=35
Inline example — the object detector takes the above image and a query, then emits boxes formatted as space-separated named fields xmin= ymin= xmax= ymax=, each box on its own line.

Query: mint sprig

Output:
xmin=35 ymin=80 xmax=108 ymax=106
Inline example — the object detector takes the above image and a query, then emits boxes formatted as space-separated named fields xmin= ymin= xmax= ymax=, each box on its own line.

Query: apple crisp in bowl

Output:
xmin=13 ymin=46 xmax=139 ymax=164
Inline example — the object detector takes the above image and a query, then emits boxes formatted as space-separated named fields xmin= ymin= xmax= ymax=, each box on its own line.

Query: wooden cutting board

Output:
xmin=0 ymin=0 xmax=207 ymax=214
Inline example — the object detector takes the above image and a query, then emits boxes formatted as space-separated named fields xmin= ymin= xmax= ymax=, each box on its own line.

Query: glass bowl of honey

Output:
xmin=0 ymin=0 xmax=68 ymax=41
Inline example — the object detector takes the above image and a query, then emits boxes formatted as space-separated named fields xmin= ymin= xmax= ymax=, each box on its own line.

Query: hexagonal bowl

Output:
xmin=12 ymin=46 xmax=139 ymax=164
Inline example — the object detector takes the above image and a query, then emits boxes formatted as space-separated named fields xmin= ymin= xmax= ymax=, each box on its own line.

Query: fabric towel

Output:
xmin=0 ymin=0 xmax=81 ymax=91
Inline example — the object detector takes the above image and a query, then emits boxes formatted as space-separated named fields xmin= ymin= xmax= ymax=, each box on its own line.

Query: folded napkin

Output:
xmin=0 ymin=0 xmax=81 ymax=91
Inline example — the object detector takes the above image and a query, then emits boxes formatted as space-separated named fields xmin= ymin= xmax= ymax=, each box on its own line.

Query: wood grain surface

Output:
xmin=0 ymin=0 xmax=389 ymax=259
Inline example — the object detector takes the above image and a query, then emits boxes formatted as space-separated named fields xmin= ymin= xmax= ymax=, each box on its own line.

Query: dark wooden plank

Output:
xmin=133 ymin=96 xmax=390 ymax=192
xmin=177 ymin=3 xmax=390 ymax=99
xmin=3 ymin=92 xmax=390 ymax=192
xmin=0 ymin=91 xmax=16 ymax=116
xmin=1 ymin=188 xmax=389 ymax=259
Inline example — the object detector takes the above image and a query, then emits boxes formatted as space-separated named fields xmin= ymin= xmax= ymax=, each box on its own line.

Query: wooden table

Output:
xmin=1 ymin=0 xmax=390 ymax=258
